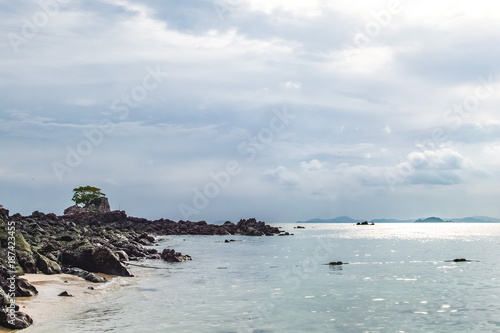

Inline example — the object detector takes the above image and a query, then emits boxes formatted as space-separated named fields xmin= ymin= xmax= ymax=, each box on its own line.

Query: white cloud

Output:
xmin=300 ymin=159 xmax=322 ymax=171
xmin=284 ymin=81 xmax=301 ymax=90
xmin=263 ymin=166 xmax=300 ymax=188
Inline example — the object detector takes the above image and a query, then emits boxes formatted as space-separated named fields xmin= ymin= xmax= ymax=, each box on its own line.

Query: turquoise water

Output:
xmin=22 ymin=223 xmax=500 ymax=332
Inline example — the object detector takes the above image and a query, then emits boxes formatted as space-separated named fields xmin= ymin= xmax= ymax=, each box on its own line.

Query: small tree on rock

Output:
xmin=72 ymin=186 xmax=106 ymax=207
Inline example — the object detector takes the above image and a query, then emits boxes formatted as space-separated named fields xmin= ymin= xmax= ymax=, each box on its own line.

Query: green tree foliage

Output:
xmin=71 ymin=185 xmax=106 ymax=207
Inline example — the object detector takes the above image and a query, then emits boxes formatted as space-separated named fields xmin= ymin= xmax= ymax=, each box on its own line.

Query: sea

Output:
xmin=21 ymin=223 xmax=500 ymax=332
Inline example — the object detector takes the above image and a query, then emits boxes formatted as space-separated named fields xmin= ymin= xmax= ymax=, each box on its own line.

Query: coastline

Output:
xmin=0 ymin=204 xmax=282 ymax=330
xmin=3 ymin=273 xmax=122 ymax=332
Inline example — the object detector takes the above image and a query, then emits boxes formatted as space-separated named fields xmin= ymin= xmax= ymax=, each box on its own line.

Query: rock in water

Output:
xmin=161 ymin=249 xmax=192 ymax=262
xmin=58 ymin=291 xmax=72 ymax=297
xmin=453 ymin=258 xmax=467 ymax=262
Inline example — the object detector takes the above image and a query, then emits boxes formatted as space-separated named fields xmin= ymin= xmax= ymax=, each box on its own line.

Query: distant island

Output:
xmin=414 ymin=217 xmax=448 ymax=223
xmin=297 ymin=216 xmax=361 ymax=224
xmin=297 ymin=215 xmax=500 ymax=224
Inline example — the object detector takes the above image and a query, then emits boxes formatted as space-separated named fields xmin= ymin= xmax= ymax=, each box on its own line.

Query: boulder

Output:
xmin=0 ymin=309 xmax=33 ymax=330
xmin=63 ymin=206 xmax=83 ymax=215
xmin=12 ymin=278 xmax=38 ymax=297
xmin=114 ymin=250 xmax=129 ymax=262
xmin=36 ymin=253 xmax=62 ymax=275
xmin=62 ymin=246 xmax=132 ymax=277
xmin=58 ymin=291 xmax=72 ymax=297
xmin=14 ymin=233 xmax=37 ymax=274
xmin=85 ymin=197 xmax=111 ymax=214
xmin=64 ymin=197 xmax=111 ymax=215
xmin=0 ymin=268 xmax=38 ymax=297
xmin=161 ymin=249 xmax=192 ymax=262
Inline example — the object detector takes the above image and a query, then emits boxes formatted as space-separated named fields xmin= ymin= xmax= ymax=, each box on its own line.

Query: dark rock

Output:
xmin=62 ymin=246 xmax=132 ymax=277
xmin=86 ymin=197 xmax=111 ymax=214
xmin=161 ymin=249 xmax=192 ymax=262
xmin=14 ymin=232 xmax=37 ymax=274
xmin=63 ymin=205 xmax=83 ymax=215
xmin=58 ymin=235 xmax=74 ymax=242
xmin=356 ymin=221 xmax=374 ymax=225
xmin=74 ymin=268 xmax=105 ymax=283
xmin=115 ymin=250 xmax=129 ymax=262
xmin=14 ymin=278 xmax=38 ymax=297
xmin=0 ymin=309 xmax=33 ymax=329
xmin=58 ymin=291 xmax=72 ymax=297
xmin=36 ymin=253 xmax=62 ymax=275
xmin=0 ymin=268 xmax=38 ymax=298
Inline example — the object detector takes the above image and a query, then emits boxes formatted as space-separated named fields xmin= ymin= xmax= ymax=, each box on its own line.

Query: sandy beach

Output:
xmin=2 ymin=273 xmax=120 ymax=332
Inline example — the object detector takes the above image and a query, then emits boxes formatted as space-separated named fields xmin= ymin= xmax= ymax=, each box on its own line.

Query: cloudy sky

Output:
xmin=1 ymin=0 xmax=500 ymax=222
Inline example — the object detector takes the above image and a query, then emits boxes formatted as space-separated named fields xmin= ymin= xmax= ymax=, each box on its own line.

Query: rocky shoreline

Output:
xmin=0 ymin=201 xmax=282 ymax=330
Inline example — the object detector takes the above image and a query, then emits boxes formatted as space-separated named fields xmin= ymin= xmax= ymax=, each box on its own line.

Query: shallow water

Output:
xmin=22 ymin=223 xmax=500 ymax=332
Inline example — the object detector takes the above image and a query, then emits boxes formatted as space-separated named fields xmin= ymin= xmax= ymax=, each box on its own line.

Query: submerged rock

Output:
xmin=62 ymin=267 xmax=107 ymax=283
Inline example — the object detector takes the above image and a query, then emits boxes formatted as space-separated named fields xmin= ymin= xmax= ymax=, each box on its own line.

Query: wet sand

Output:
xmin=2 ymin=273 xmax=118 ymax=332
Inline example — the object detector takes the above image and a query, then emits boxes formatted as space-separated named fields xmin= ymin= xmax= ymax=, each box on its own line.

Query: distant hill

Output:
xmin=296 ymin=215 xmax=500 ymax=224
xmin=451 ymin=216 xmax=500 ymax=222
xmin=415 ymin=217 xmax=446 ymax=223
xmin=298 ymin=216 xmax=362 ymax=224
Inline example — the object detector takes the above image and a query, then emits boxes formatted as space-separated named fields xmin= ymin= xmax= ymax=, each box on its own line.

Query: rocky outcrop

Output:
xmin=356 ymin=221 xmax=374 ymax=225
xmin=1 ymin=203 xmax=283 ymax=330
xmin=64 ymin=197 xmax=111 ymax=215
xmin=161 ymin=249 xmax=192 ymax=262
xmin=9 ymin=210 xmax=280 ymax=278
xmin=85 ymin=197 xmax=111 ymax=214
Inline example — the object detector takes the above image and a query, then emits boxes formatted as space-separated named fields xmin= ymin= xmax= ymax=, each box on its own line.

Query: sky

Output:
xmin=1 ymin=0 xmax=500 ymax=223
